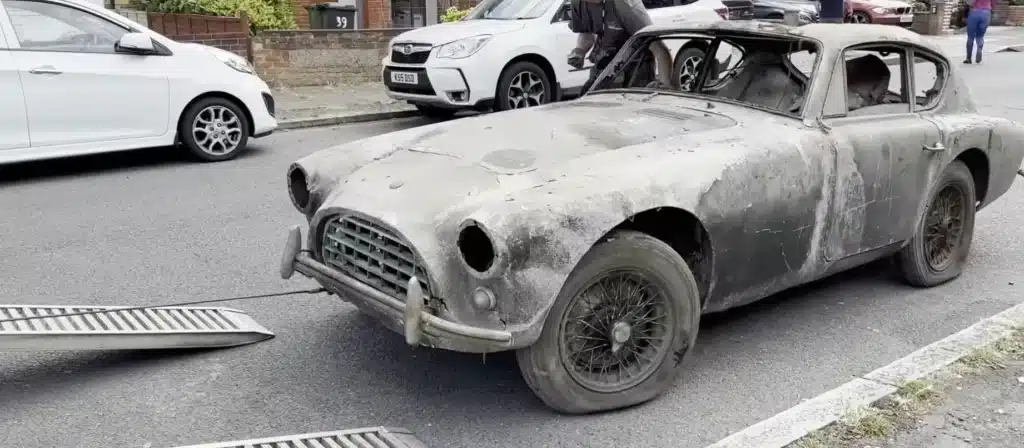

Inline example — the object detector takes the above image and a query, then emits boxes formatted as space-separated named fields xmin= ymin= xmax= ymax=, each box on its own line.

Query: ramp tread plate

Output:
xmin=0 ymin=305 xmax=274 ymax=351
xmin=170 ymin=427 xmax=427 ymax=448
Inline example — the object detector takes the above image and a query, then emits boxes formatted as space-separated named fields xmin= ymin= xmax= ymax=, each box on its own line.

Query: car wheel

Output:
xmin=897 ymin=160 xmax=976 ymax=287
xmin=414 ymin=104 xmax=457 ymax=120
xmin=515 ymin=230 xmax=701 ymax=414
xmin=673 ymin=45 xmax=716 ymax=92
xmin=850 ymin=12 xmax=871 ymax=23
xmin=495 ymin=61 xmax=552 ymax=112
xmin=179 ymin=96 xmax=250 ymax=162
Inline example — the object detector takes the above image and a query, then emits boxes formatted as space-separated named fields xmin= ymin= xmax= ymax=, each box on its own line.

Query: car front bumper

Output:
xmin=381 ymin=55 xmax=498 ymax=110
xmin=870 ymin=14 xmax=915 ymax=26
xmin=279 ymin=226 xmax=514 ymax=352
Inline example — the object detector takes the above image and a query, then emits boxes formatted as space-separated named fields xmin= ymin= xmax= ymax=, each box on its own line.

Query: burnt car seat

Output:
xmin=844 ymin=54 xmax=908 ymax=116
xmin=710 ymin=52 xmax=804 ymax=112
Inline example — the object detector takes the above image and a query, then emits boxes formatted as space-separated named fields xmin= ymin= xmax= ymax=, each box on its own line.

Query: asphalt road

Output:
xmin=2 ymin=54 xmax=1023 ymax=448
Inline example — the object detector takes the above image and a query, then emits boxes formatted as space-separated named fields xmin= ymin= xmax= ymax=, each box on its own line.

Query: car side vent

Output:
xmin=636 ymin=108 xmax=699 ymax=121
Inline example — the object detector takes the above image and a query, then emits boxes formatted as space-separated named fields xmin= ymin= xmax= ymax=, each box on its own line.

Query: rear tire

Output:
xmin=673 ymin=44 xmax=717 ymax=91
xmin=897 ymin=160 xmax=976 ymax=287
xmin=516 ymin=230 xmax=700 ymax=414
xmin=179 ymin=96 xmax=250 ymax=162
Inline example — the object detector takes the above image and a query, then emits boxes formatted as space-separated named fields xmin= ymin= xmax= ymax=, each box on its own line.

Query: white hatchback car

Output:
xmin=382 ymin=0 xmax=745 ymax=118
xmin=0 ymin=0 xmax=277 ymax=165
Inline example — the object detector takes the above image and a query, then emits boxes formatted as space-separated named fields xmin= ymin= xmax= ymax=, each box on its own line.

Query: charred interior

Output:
xmin=612 ymin=208 xmax=714 ymax=304
xmin=458 ymin=222 xmax=496 ymax=273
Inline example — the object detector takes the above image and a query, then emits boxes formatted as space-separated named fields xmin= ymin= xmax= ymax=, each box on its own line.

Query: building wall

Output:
xmin=252 ymin=29 xmax=410 ymax=86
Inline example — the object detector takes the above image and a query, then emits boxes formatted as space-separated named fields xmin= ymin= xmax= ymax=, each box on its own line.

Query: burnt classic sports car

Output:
xmin=280 ymin=21 xmax=1024 ymax=414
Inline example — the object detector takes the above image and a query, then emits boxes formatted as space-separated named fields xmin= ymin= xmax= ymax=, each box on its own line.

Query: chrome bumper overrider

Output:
xmin=280 ymin=226 xmax=513 ymax=349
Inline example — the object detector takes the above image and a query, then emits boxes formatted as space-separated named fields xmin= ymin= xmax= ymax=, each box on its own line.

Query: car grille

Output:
xmin=390 ymin=43 xmax=433 ymax=64
xmin=893 ymin=6 xmax=911 ymax=14
xmin=321 ymin=214 xmax=431 ymax=300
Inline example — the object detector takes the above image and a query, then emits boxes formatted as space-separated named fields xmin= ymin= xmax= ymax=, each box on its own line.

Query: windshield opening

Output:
xmin=588 ymin=31 xmax=821 ymax=118
xmin=464 ymin=0 xmax=559 ymax=20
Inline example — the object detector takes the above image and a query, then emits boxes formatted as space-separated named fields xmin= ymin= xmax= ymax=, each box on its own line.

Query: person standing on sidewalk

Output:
xmin=965 ymin=0 xmax=993 ymax=64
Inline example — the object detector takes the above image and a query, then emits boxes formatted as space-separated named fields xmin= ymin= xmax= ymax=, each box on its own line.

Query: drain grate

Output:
xmin=170 ymin=427 xmax=427 ymax=448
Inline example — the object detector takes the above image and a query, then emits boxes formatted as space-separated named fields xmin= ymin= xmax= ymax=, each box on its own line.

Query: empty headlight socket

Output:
xmin=287 ymin=163 xmax=311 ymax=214
xmin=456 ymin=219 xmax=504 ymax=278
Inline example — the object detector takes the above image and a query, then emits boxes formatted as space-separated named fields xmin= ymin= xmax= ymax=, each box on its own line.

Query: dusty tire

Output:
xmin=897 ymin=160 xmax=976 ymax=287
xmin=515 ymin=230 xmax=701 ymax=414
xmin=179 ymin=96 xmax=250 ymax=162
xmin=850 ymin=12 xmax=871 ymax=24
xmin=414 ymin=104 xmax=457 ymax=119
xmin=673 ymin=44 xmax=716 ymax=91
xmin=495 ymin=61 xmax=552 ymax=112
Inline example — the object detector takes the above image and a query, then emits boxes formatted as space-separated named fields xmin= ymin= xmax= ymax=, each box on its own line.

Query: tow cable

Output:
xmin=0 ymin=287 xmax=326 ymax=326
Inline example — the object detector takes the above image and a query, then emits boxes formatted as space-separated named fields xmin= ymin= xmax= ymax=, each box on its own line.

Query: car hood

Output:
xmin=392 ymin=19 xmax=526 ymax=45
xmin=756 ymin=0 xmax=819 ymax=13
xmin=295 ymin=95 xmax=742 ymax=228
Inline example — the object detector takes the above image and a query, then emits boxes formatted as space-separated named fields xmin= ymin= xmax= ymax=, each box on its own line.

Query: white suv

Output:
xmin=0 ymin=0 xmax=278 ymax=165
xmin=382 ymin=0 xmax=738 ymax=118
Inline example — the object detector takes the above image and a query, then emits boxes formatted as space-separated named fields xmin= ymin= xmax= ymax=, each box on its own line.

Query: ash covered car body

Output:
xmin=280 ymin=21 xmax=1024 ymax=414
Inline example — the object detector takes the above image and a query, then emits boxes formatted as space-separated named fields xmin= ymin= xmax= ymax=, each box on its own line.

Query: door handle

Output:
xmin=28 ymin=66 xmax=62 ymax=75
xmin=923 ymin=142 xmax=946 ymax=152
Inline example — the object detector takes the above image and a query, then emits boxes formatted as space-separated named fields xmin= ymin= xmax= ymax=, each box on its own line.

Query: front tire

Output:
xmin=897 ymin=160 xmax=976 ymax=287
xmin=179 ymin=97 xmax=250 ymax=162
xmin=516 ymin=230 xmax=701 ymax=414
xmin=495 ymin=61 xmax=552 ymax=112
xmin=850 ymin=12 xmax=871 ymax=23
xmin=673 ymin=44 xmax=717 ymax=92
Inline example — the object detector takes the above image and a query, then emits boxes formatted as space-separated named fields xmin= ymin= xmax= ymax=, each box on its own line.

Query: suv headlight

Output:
xmin=437 ymin=35 xmax=492 ymax=59
xmin=203 ymin=46 xmax=254 ymax=74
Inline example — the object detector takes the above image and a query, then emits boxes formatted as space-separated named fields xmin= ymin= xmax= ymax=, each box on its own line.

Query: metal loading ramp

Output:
xmin=170 ymin=427 xmax=428 ymax=448
xmin=0 ymin=305 xmax=274 ymax=351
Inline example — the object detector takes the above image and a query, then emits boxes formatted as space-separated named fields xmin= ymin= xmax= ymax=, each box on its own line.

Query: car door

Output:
xmin=820 ymin=44 xmax=940 ymax=262
xmin=0 ymin=8 xmax=30 ymax=151
xmin=2 ymin=0 xmax=169 ymax=148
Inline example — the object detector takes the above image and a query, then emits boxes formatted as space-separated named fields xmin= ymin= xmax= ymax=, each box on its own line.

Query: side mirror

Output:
xmin=115 ymin=32 xmax=155 ymax=54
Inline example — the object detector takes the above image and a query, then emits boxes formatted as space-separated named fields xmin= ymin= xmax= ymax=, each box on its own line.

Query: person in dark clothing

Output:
xmin=567 ymin=0 xmax=673 ymax=93
xmin=965 ymin=0 xmax=993 ymax=64
xmin=819 ymin=0 xmax=845 ymax=23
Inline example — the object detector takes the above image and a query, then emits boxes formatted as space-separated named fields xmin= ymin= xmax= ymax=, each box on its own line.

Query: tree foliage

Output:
xmin=440 ymin=6 xmax=471 ymax=22
xmin=131 ymin=0 xmax=298 ymax=33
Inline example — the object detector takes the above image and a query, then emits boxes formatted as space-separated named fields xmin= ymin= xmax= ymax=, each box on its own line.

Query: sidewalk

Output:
xmin=273 ymin=84 xmax=417 ymax=130
xmin=272 ymin=26 xmax=1024 ymax=130
xmin=791 ymin=329 xmax=1024 ymax=448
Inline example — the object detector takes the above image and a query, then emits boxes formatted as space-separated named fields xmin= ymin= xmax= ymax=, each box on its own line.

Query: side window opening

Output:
xmin=3 ymin=0 xmax=128 ymax=54
xmin=912 ymin=52 xmax=946 ymax=111
xmin=841 ymin=45 xmax=910 ymax=117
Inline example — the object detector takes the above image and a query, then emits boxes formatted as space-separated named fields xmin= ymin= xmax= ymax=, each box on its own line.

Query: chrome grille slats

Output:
xmin=321 ymin=214 xmax=431 ymax=300
xmin=169 ymin=427 xmax=425 ymax=448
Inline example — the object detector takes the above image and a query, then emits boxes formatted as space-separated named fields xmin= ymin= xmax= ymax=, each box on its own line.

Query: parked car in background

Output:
xmin=750 ymin=0 xmax=820 ymax=24
xmin=845 ymin=0 xmax=915 ymax=26
xmin=0 ymin=0 xmax=277 ymax=165
xmin=381 ymin=0 xmax=752 ymax=119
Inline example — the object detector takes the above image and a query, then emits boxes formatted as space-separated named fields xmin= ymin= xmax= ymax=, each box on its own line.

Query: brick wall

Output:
xmin=993 ymin=0 xmax=1010 ymax=25
xmin=1008 ymin=5 xmax=1024 ymax=25
xmin=147 ymin=12 xmax=252 ymax=60
xmin=252 ymin=29 xmax=410 ymax=87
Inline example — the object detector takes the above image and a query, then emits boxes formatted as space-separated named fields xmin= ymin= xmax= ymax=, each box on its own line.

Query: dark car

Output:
xmin=751 ymin=0 xmax=821 ymax=24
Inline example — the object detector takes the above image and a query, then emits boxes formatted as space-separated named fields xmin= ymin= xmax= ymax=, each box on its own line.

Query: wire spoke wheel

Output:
xmin=924 ymin=184 xmax=967 ymax=272
xmin=191 ymin=105 xmax=243 ymax=155
xmin=558 ymin=269 xmax=675 ymax=393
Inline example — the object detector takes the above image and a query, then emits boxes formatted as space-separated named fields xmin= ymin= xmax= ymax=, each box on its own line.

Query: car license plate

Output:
xmin=390 ymin=71 xmax=418 ymax=84
xmin=900 ymin=14 xmax=913 ymax=22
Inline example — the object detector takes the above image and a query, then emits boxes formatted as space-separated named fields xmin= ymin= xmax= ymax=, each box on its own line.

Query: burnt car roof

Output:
xmin=635 ymin=22 xmax=947 ymax=56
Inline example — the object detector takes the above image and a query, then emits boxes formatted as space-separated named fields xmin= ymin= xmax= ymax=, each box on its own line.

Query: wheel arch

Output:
xmin=495 ymin=53 xmax=558 ymax=101
xmin=601 ymin=206 xmax=716 ymax=308
xmin=953 ymin=147 xmax=990 ymax=206
xmin=175 ymin=91 xmax=254 ymax=143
